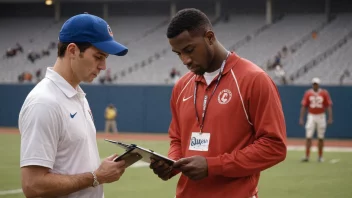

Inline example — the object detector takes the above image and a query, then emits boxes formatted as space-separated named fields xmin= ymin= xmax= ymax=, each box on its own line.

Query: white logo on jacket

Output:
xmin=218 ymin=89 xmax=232 ymax=104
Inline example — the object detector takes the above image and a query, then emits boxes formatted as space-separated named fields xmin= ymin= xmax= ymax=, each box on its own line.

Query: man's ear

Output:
xmin=204 ymin=31 xmax=215 ymax=45
xmin=66 ymin=43 xmax=78 ymax=58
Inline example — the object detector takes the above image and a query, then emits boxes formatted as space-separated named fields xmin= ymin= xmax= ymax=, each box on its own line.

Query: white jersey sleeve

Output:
xmin=19 ymin=103 xmax=63 ymax=169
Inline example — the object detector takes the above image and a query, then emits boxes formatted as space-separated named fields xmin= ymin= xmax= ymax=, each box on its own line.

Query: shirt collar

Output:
xmin=45 ymin=67 xmax=86 ymax=98
xmin=195 ymin=51 xmax=240 ymax=82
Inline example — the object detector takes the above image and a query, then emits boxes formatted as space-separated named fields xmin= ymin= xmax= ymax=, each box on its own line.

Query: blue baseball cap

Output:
xmin=59 ymin=13 xmax=128 ymax=56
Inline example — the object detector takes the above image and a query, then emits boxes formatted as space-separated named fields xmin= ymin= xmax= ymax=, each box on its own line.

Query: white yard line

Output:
xmin=130 ymin=161 xmax=149 ymax=168
xmin=287 ymin=146 xmax=352 ymax=152
xmin=329 ymin=159 xmax=341 ymax=164
xmin=0 ymin=189 xmax=22 ymax=195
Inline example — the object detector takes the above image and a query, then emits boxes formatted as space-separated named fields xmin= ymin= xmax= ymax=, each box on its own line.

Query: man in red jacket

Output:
xmin=150 ymin=8 xmax=287 ymax=198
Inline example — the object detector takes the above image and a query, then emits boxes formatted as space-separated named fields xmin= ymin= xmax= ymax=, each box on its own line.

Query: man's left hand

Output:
xmin=173 ymin=156 xmax=208 ymax=180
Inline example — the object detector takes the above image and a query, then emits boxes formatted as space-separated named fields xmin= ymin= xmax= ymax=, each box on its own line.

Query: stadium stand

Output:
xmin=0 ymin=16 xmax=169 ymax=83
xmin=117 ymin=14 xmax=266 ymax=84
xmin=294 ymin=29 xmax=352 ymax=85
xmin=277 ymin=14 xmax=352 ymax=84
xmin=235 ymin=14 xmax=326 ymax=69
xmin=1 ymin=13 xmax=352 ymax=85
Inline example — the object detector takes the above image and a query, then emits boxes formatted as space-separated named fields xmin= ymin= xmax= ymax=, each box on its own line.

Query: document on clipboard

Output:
xmin=105 ymin=139 xmax=175 ymax=166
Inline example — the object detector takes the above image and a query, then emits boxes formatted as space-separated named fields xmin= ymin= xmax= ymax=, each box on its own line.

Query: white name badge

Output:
xmin=189 ymin=132 xmax=210 ymax=151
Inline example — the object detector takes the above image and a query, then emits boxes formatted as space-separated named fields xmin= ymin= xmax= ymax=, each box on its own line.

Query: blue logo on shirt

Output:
xmin=70 ymin=112 xmax=77 ymax=118
xmin=190 ymin=137 xmax=209 ymax=147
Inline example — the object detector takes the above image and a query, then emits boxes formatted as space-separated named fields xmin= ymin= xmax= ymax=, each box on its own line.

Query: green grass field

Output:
xmin=1 ymin=133 xmax=351 ymax=198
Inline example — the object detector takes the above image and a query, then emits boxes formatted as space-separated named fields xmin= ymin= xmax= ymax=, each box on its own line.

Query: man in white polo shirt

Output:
xmin=19 ymin=13 xmax=128 ymax=198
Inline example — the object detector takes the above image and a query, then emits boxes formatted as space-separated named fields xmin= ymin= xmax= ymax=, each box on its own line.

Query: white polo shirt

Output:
xmin=19 ymin=67 xmax=103 ymax=198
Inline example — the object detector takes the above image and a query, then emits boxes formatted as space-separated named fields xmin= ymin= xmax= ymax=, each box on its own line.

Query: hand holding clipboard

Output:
xmin=105 ymin=139 xmax=175 ymax=168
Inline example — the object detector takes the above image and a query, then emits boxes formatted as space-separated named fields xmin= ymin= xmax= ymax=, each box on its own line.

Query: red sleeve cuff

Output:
xmin=206 ymin=156 xmax=223 ymax=176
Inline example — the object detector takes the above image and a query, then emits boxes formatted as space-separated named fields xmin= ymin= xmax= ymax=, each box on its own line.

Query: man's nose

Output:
xmin=98 ymin=60 xmax=106 ymax=70
xmin=180 ymin=54 xmax=192 ymax=66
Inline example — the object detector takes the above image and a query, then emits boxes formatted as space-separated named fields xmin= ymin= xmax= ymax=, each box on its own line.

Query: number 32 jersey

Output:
xmin=301 ymin=89 xmax=333 ymax=114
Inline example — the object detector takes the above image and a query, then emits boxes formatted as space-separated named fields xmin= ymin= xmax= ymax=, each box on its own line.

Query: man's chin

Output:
xmin=83 ymin=78 xmax=95 ymax=83
xmin=193 ymin=70 xmax=205 ymax=75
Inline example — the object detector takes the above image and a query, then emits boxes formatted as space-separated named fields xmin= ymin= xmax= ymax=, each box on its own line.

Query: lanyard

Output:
xmin=194 ymin=52 xmax=230 ymax=133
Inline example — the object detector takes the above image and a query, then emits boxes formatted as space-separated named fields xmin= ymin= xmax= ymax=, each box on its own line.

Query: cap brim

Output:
xmin=92 ymin=40 xmax=128 ymax=56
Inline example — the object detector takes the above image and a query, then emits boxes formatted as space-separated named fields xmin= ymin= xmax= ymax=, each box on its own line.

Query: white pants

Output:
xmin=305 ymin=113 xmax=326 ymax=139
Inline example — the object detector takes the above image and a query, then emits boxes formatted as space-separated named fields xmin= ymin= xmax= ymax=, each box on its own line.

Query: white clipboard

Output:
xmin=105 ymin=139 xmax=175 ymax=165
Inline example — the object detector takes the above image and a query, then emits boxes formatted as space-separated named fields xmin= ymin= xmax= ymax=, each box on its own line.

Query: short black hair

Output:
xmin=167 ymin=8 xmax=212 ymax=39
xmin=57 ymin=42 xmax=92 ymax=58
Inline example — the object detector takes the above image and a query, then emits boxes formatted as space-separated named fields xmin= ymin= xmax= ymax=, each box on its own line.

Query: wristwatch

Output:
xmin=91 ymin=171 xmax=99 ymax=187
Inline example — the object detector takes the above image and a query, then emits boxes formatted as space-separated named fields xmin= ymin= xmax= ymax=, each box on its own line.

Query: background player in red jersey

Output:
xmin=299 ymin=77 xmax=333 ymax=162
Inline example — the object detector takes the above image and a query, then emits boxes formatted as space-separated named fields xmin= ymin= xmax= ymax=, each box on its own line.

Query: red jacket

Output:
xmin=168 ymin=52 xmax=287 ymax=198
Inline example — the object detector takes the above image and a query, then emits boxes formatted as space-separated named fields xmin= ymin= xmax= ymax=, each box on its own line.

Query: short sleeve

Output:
xmin=19 ymin=103 xmax=62 ymax=169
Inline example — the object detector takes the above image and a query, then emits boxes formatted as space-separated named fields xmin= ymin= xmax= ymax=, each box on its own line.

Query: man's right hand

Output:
xmin=149 ymin=158 xmax=173 ymax=181
xmin=94 ymin=154 xmax=126 ymax=184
